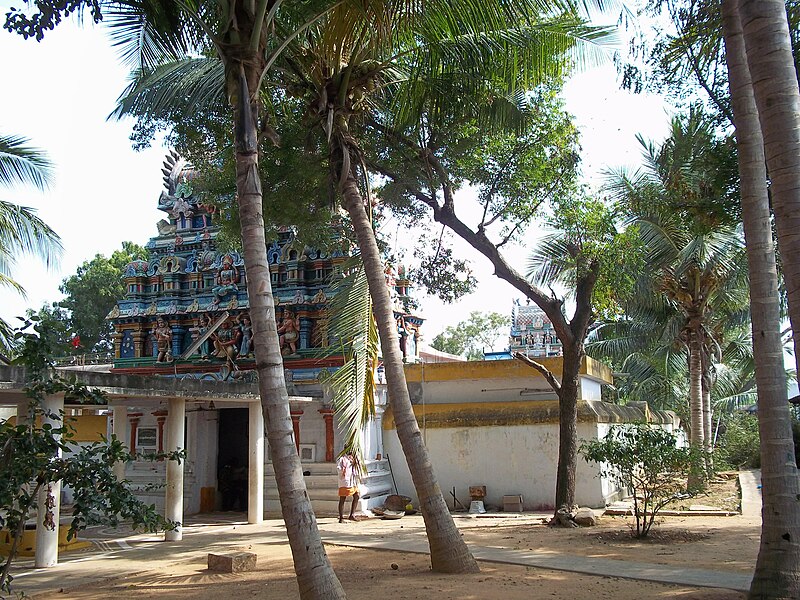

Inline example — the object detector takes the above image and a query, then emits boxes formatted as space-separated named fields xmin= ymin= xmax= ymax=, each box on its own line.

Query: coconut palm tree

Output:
xmin=0 ymin=133 xmax=62 ymax=351
xmin=721 ymin=2 xmax=800 ymax=597
xmin=52 ymin=2 xmax=348 ymax=595
xmin=738 ymin=0 xmax=800 ymax=380
xmin=604 ymin=111 xmax=750 ymax=487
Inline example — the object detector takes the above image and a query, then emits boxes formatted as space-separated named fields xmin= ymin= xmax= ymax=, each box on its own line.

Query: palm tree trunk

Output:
xmin=233 ymin=65 xmax=345 ymax=599
xmin=722 ymin=3 xmax=800 ymax=597
xmin=339 ymin=163 xmax=479 ymax=574
xmin=687 ymin=326 xmax=706 ymax=491
xmin=739 ymin=0 xmax=800 ymax=379
xmin=701 ymin=350 xmax=714 ymax=476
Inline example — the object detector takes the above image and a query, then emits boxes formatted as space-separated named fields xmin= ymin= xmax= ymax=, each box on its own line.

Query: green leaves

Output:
xmin=430 ymin=310 xmax=509 ymax=360
xmin=56 ymin=241 xmax=148 ymax=354
xmin=527 ymin=195 xmax=640 ymax=321
xmin=581 ymin=423 xmax=695 ymax=537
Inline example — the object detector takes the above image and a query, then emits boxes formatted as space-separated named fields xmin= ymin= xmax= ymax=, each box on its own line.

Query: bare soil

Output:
xmin=41 ymin=479 xmax=757 ymax=600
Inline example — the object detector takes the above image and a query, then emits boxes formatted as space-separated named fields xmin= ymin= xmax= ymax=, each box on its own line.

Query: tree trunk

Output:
xmin=233 ymin=65 xmax=345 ymax=599
xmin=722 ymin=3 xmax=800 ymax=597
xmin=701 ymin=350 xmax=714 ymax=476
xmin=687 ymin=326 xmax=706 ymax=491
xmin=339 ymin=167 xmax=479 ymax=574
xmin=554 ymin=345 xmax=581 ymax=514
xmin=420 ymin=181 xmax=593 ymax=518
xmin=740 ymin=0 xmax=800 ymax=378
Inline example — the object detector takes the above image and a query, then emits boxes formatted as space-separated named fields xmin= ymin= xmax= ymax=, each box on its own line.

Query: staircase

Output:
xmin=264 ymin=459 xmax=393 ymax=516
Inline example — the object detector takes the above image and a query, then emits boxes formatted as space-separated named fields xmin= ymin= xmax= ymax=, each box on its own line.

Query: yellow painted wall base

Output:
xmin=0 ymin=525 xmax=91 ymax=557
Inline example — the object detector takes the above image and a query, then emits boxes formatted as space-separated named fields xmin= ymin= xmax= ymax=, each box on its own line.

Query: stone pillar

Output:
xmin=299 ymin=317 xmax=313 ymax=350
xmin=319 ymin=408 xmax=335 ymax=462
xmin=248 ymin=402 xmax=264 ymax=524
xmin=112 ymin=405 xmax=128 ymax=480
xmin=35 ymin=394 xmax=64 ymax=568
xmin=373 ymin=405 xmax=385 ymax=460
xmin=290 ymin=409 xmax=303 ymax=455
xmin=153 ymin=410 xmax=168 ymax=456
xmin=171 ymin=326 xmax=185 ymax=357
xmin=164 ymin=398 xmax=185 ymax=542
xmin=131 ymin=330 xmax=145 ymax=358
xmin=128 ymin=413 xmax=143 ymax=454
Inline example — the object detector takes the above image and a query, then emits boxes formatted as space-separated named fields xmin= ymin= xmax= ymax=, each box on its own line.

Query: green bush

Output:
xmin=581 ymin=424 xmax=695 ymax=537
xmin=715 ymin=412 xmax=760 ymax=470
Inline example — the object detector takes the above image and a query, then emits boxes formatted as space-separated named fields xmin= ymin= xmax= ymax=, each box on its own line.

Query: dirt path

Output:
xmin=27 ymin=509 xmax=757 ymax=600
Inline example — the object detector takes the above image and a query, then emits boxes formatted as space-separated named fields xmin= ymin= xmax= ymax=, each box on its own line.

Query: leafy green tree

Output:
xmin=431 ymin=311 xmax=509 ymax=360
xmin=581 ymin=424 xmax=695 ymax=538
xmin=25 ymin=304 xmax=72 ymax=357
xmin=375 ymin=99 xmax=636 ymax=518
xmin=0 ymin=133 xmax=62 ymax=352
xmin=1 ymin=321 xmax=176 ymax=596
xmin=57 ymin=241 xmax=147 ymax=353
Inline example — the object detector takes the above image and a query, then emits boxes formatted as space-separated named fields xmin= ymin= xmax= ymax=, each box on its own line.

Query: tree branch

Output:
xmin=512 ymin=351 xmax=561 ymax=393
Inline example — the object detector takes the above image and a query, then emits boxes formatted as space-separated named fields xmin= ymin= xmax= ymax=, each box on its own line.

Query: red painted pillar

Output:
xmin=128 ymin=413 xmax=143 ymax=454
xmin=153 ymin=410 xmax=168 ymax=457
xmin=318 ymin=408 xmax=335 ymax=462
xmin=290 ymin=409 xmax=304 ymax=455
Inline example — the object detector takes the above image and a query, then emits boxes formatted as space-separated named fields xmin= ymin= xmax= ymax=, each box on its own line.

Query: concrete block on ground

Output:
xmin=208 ymin=552 xmax=257 ymax=573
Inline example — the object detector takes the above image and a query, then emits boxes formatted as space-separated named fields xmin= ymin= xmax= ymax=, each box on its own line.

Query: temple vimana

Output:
xmin=108 ymin=152 xmax=423 ymax=384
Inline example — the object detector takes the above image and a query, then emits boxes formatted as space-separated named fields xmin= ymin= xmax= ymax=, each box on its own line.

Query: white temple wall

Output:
xmin=382 ymin=420 xmax=609 ymax=510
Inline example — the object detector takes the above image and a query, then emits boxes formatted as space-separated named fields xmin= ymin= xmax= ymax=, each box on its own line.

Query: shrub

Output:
xmin=714 ymin=412 xmax=760 ymax=470
xmin=581 ymin=424 xmax=695 ymax=538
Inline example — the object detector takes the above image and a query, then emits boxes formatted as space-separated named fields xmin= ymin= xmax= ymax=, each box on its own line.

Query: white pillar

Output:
xmin=35 ymin=394 xmax=64 ymax=568
xmin=165 ymin=398 xmax=185 ymax=541
xmin=373 ymin=405 xmax=385 ymax=460
xmin=112 ymin=405 xmax=128 ymax=481
xmin=248 ymin=401 xmax=264 ymax=524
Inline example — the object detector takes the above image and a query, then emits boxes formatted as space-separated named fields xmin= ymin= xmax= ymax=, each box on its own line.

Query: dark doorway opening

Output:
xmin=217 ymin=408 xmax=248 ymax=511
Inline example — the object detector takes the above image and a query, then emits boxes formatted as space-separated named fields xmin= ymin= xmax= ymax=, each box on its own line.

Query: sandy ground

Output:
xmin=38 ymin=508 xmax=758 ymax=600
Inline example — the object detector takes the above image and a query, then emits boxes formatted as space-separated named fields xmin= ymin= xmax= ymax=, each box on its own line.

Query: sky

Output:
xmin=0 ymin=11 xmax=673 ymax=349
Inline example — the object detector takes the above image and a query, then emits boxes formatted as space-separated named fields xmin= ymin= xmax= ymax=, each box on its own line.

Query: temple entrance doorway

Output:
xmin=217 ymin=408 xmax=248 ymax=511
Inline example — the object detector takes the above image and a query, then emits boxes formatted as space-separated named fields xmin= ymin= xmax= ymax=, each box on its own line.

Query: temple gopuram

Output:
xmin=108 ymin=151 xmax=423 ymax=386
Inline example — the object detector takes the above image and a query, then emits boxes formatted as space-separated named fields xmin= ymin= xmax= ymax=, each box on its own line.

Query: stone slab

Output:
xmin=208 ymin=551 xmax=257 ymax=573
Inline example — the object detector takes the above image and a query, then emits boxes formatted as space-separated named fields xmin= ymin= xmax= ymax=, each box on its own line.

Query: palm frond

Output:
xmin=322 ymin=254 xmax=379 ymax=462
xmin=103 ymin=2 xmax=203 ymax=72
xmin=526 ymin=230 xmax=575 ymax=288
xmin=0 ymin=200 xmax=62 ymax=276
xmin=0 ymin=134 xmax=53 ymax=191
xmin=110 ymin=57 xmax=225 ymax=121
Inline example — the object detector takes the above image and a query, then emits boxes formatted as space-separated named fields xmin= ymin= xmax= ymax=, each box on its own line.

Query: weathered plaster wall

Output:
xmin=383 ymin=420 xmax=607 ymax=510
